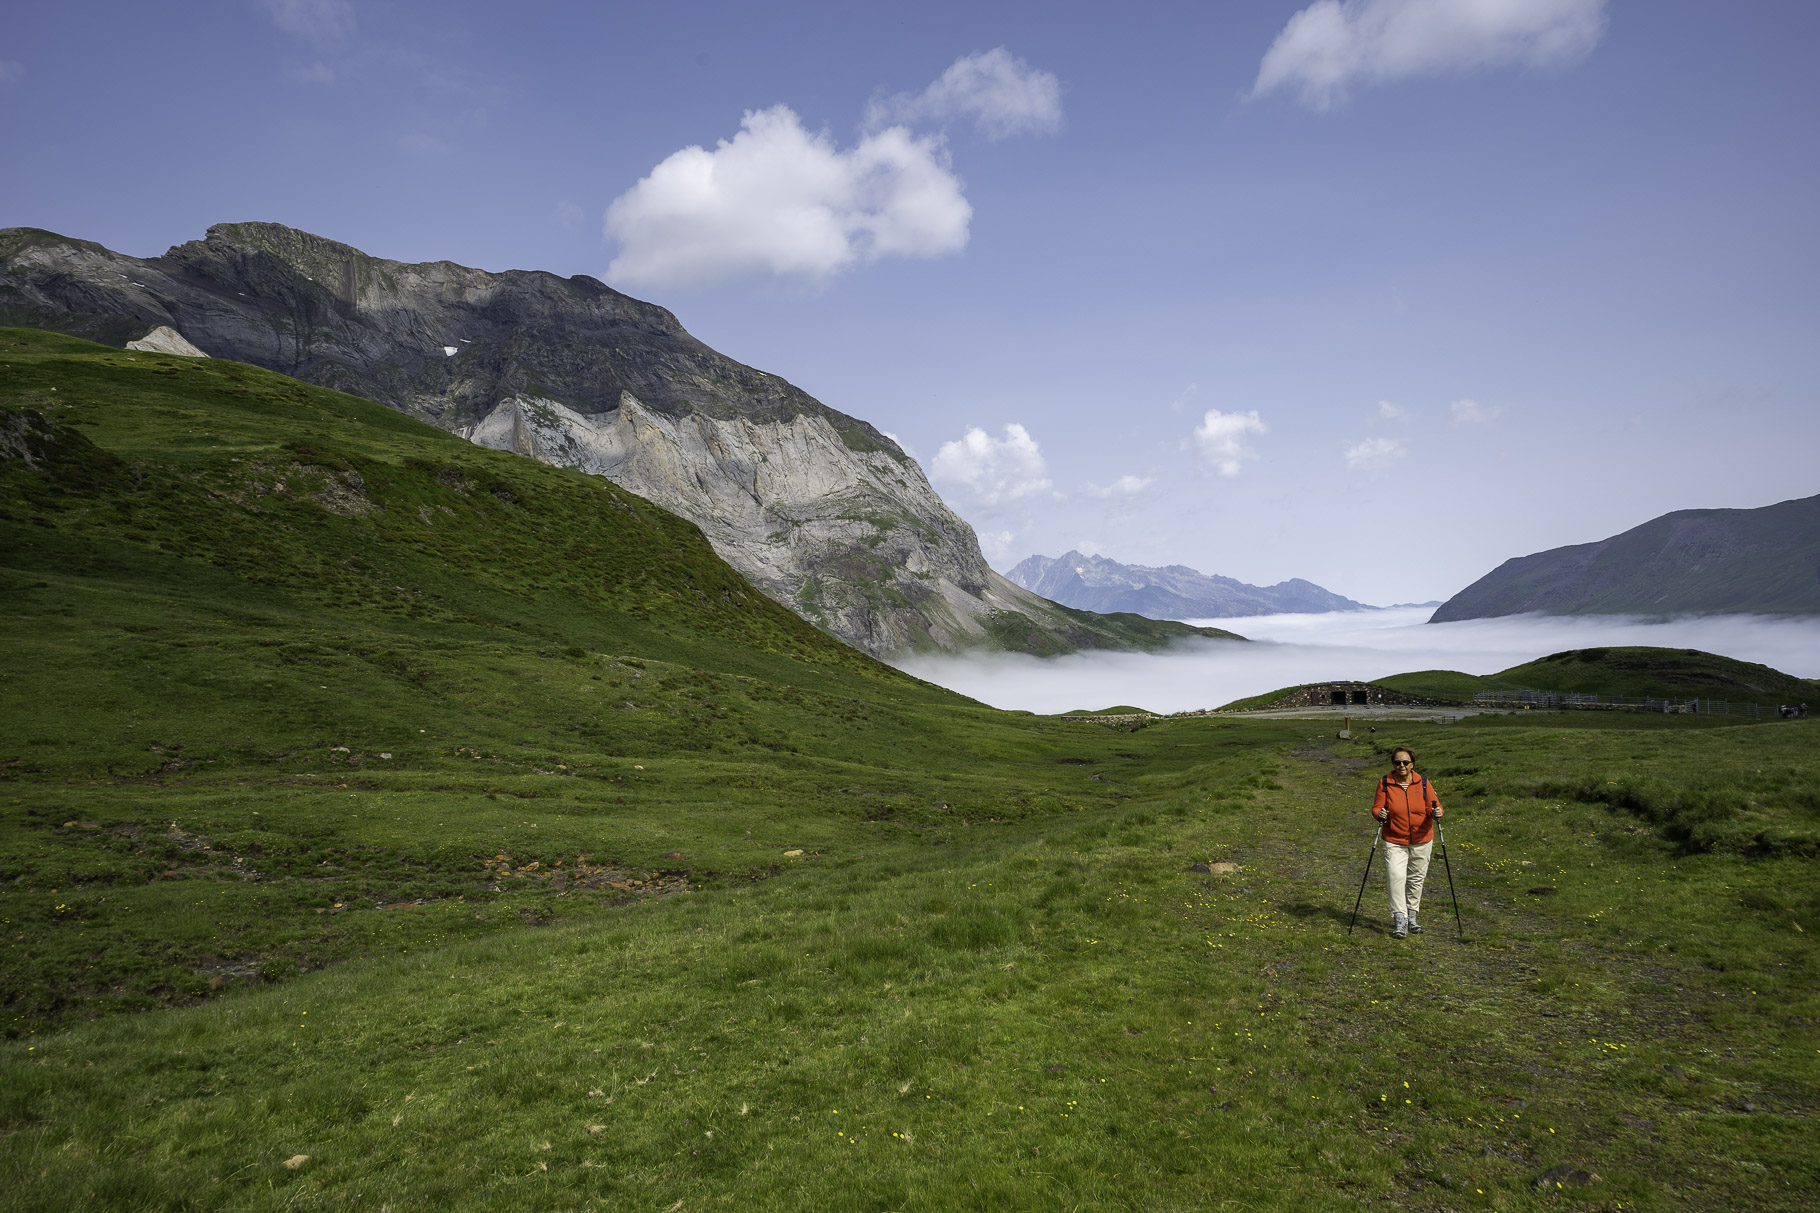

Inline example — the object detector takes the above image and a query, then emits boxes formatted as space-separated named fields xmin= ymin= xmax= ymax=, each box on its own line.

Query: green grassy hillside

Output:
xmin=4 ymin=331 xmax=1818 ymax=1210
xmin=0 ymin=327 xmax=1108 ymax=1021
xmin=1378 ymin=647 xmax=1820 ymax=706
xmin=1219 ymin=648 xmax=1818 ymax=712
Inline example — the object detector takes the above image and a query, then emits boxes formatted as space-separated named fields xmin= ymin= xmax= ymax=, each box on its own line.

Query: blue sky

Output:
xmin=4 ymin=1 xmax=1816 ymax=605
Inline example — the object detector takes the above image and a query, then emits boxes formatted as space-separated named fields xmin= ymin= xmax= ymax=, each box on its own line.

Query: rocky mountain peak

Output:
xmin=1 ymin=222 xmax=1206 ymax=657
xmin=1007 ymin=550 xmax=1372 ymax=618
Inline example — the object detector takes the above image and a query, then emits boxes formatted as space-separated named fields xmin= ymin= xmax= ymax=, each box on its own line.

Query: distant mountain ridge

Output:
xmin=1431 ymin=493 xmax=1820 ymax=622
xmin=0 ymin=223 xmax=1214 ymax=658
xmin=1006 ymin=551 xmax=1373 ymax=618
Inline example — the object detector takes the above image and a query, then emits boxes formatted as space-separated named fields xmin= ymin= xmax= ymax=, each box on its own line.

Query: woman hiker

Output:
xmin=1370 ymin=747 xmax=1443 ymax=939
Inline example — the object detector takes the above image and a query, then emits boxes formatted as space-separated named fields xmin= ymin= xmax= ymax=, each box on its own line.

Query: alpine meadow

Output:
xmin=2 ymin=330 xmax=1817 ymax=1212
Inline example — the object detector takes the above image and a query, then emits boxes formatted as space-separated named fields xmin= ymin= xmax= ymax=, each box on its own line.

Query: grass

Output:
xmin=1220 ymin=648 xmax=1820 ymax=712
xmin=4 ymin=330 xmax=1817 ymax=1209
xmin=5 ymin=719 xmax=1816 ymax=1211
xmin=1380 ymin=649 xmax=1820 ymax=708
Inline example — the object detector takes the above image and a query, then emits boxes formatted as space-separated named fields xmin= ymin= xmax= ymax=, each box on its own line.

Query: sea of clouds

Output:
xmin=894 ymin=609 xmax=1820 ymax=715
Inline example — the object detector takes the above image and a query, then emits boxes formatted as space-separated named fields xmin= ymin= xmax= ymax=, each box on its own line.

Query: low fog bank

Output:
xmin=895 ymin=610 xmax=1820 ymax=715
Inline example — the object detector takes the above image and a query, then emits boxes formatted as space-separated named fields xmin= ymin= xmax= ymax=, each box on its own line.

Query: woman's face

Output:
xmin=1390 ymin=752 xmax=1414 ymax=778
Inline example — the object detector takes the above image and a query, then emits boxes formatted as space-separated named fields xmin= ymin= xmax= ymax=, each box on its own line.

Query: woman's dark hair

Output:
xmin=1390 ymin=747 xmax=1415 ymax=764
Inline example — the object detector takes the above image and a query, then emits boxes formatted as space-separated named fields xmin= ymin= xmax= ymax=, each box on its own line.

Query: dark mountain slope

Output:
xmin=1431 ymin=494 xmax=1820 ymax=622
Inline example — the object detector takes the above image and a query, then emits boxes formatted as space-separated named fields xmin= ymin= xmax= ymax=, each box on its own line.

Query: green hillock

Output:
xmin=1212 ymin=685 xmax=1305 ymax=713
xmin=1377 ymin=647 xmax=1819 ymax=707
xmin=1045 ymin=605 xmax=1246 ymax=650
xmin=1219 ymin=649 xmax=1817 ymax=711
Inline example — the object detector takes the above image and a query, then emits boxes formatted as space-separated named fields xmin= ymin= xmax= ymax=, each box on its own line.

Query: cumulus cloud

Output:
xmin=930 ymin=424 xmax=1052 ymax=506
xmin=1345 ymin=435 xmax=1409 ymax=470
xmin=1086 ymin=475 xmax=1155 ymax=499
xmin=260 ymin=0 xmax=356 ymax=45
xmin=1377 ymin=399 xmax=1409 ymax=421
xmin=1252 ymin=0 xmax=1608 ymax=111
xmin=604 ymin=105 xmax=971 ymax=290
xmin=1450 ymin=397 xmax=1500 ymax=424
xmin=976 ymin=529 xmax=1017 ymax=564
xmin=868 ymin=48 xmax=1063 ymax=140
xmin=882 ymin=430 xmax=918 ymax=460
xmin=1192 ymin=409 xmax=1267 ymax=477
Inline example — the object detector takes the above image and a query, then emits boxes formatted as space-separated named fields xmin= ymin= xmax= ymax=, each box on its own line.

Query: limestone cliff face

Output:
xmin=461 ymin=391 xmax=1078 ymax=652
xmin=0 ymin=222 xmax=1147 ymax=655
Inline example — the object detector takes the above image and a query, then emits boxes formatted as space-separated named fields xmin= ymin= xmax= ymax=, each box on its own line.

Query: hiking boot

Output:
xmin=1407 ymin=914 xmax=1422 ymax=934
xmin=1391 ymin=913 xmax=1408 ymax=940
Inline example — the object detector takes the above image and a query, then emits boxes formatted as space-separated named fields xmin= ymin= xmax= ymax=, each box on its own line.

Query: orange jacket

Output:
xmin=1371 ymin=772 xmax=1442 ymax=846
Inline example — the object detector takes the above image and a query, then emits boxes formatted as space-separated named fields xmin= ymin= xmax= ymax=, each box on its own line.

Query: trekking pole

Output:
xmin=1436 ymin=822 xmax=1464 ymax=943
xmin=1346 ymin=824 xmax=1383 ymax=935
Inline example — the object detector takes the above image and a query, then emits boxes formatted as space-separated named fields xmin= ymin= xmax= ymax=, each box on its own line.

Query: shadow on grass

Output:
xmin=1280 ymin=899 xmax=1377 ymax=931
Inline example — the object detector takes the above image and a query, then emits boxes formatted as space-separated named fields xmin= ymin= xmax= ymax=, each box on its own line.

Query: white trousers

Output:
xmin=1384 ymin=840 xmax=1433 ymax=919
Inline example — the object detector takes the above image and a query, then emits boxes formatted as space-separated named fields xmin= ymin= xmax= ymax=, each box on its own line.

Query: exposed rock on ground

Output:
xmin=124 ymin=324 xmax=209 ymax=357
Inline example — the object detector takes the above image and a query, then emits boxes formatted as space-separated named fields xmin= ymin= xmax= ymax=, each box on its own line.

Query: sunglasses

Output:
xmin=1391 ymin=759 xmax=1413 ymax=767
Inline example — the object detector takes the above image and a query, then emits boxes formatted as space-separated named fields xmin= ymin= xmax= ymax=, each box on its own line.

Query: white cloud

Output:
xmin=976 ymin=529 xmax=1017 ymax=564
xmin=930 ymin=424 xmax=1052 ymax=506
xmin=260 ymin=0 xmax=356 ymax=45
xmin=1450 ymin=397 xmax=1500 ymax=424
xmin=882 ymin=430 xmax=918 ymax=460
xmin=1192 ymin=409 xmax=1267 ymax=477
xmin=868 ymin=48 xmax=1063 ymax=140
xmin=1170 ymin=383 xmax=1199 ymax=414
xmin=604 ymin=105 xmax=971 ymax=290
xmin=1377 ymin=399 xmax=1409 ymax=421
xmin=1345 ymin=435 xmax=1409 ymax=470
xmin=1086 ymin=475 xmax=1154 ymax=499
xmin=1252 ymin=0 xmax=1608 ymax=111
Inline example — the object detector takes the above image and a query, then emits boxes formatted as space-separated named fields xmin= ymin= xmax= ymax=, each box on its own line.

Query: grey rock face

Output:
xmin=0 ymin=222 xmax=1112 ymax=655
xmin=459 ymin=390 xmax=1076 ymax=652
xmin=1007 ymin=551 xmax=1373 ymax=618
xmin=125 ymin=325 xmax=209 ymax=356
